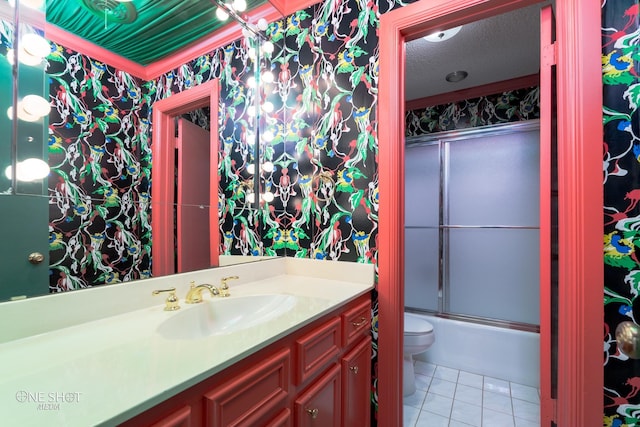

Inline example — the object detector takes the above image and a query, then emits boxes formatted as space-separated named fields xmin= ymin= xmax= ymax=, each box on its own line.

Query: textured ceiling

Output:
xmin=405 ymin=3 xmax=548 ymax=101
xmin=45 ymin=0 xmax=266 ymax=66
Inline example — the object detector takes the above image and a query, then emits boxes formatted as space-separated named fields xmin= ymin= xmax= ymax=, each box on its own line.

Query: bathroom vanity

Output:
xmin=0 ymin=258 xmax=374 ymax=426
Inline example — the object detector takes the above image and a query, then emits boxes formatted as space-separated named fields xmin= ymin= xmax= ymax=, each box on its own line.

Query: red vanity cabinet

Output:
xmin=119 ymin=293 xmax=372 ymax=427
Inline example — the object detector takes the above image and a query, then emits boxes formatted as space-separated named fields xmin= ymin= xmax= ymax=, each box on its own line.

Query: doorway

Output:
xmin=151 ymin=79 xmax=220 ymax=277
xmin=377 ymin=0 xmax=602 ymax=426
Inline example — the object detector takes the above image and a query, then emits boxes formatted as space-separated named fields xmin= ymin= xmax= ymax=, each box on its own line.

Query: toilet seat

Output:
xmin=404 ymin=313 xmax=433 ymax=335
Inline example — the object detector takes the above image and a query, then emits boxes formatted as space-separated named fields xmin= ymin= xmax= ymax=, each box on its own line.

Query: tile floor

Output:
xmin=403 ymin=361 xmax=540 ymax=427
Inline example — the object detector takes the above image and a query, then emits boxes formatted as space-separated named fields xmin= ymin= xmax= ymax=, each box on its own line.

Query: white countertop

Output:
xmin=0 ymin=258 xmax=374 ymax=426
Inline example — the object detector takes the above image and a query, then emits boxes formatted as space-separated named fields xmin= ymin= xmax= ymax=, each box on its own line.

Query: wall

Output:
xmin=13 ymin=0 xmax=633 ymax=422
xmin=405 ymin=86 xmax=539 ymax=136
xmin=602 ymin=1 xmax=640 ymax=424
xmin=46 ymin=43 xmax=152 ymax=291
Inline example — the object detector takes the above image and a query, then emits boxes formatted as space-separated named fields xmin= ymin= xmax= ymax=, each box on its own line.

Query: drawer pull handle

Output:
xmin=351 ymin=317 xmax=367 ymax=327
xmin=306 ymin=408 xmax=319 ymax=419
xmin=349 ymin=365 xmax=359 ymax=374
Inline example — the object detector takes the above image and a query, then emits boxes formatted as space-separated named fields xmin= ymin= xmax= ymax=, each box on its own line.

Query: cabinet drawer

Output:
xmin=204 ymin=348 xmax=290 ymax=426
xmin=294 ymin=364 xmax=341 ymax=427
xmin=295 ymin=316 xmax=341 ymax=384
xmin=341 ymin=299 xmax=371 ymax=347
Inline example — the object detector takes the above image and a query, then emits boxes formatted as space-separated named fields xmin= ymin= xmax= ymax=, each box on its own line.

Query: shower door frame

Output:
xmin=404 ymin=120 xmax=542 ymax=331
xmin=378 ymin=0 xmax=603 ymax=426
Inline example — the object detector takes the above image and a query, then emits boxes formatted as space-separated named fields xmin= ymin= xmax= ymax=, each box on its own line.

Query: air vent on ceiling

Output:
xmin=81 ymin=0 xmax=138 ymax=24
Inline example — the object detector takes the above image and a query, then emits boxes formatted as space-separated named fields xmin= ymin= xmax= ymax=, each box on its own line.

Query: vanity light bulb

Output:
xmin=257 ymin=18 xmax=268 ymax=31
xmin=261 ymin=41 xmax=274 ymax=55
xmin=6 ymin=106 xmax=13 ymax=120
xmin=262 ymin=191 xmax=275 ymax=203
xmin=18 ymin=158 xmax=50 ymax=181
xmin=248 ymin=47 xmax=256 ymax=60
xmin=232 ymin=0 xmax=247 ymax=12
xmin=216 ymin=7 xmax=229 ymax=21
xmin=6 ymin=48 xmax=42 ymax=67
xmin=261 ymin=71 xmax=274 ymax=84
xmin=262 ymin=130 xmax=275 ymax=142
xmin=246 ymin=192 xmax=256 ymax=204
xmin=262 ymin=101 xmax=274 ymax=113
xmin=16 ymin=103 xmax=40 ymax=122
xmin=262 ymin=161 xmax=274 ymax=173
xmin=5 ymin=158 xmax=49 ymax=182
xmin=22 ymin=33 xmax=51 ymax=59
xmin=247 ymin=107 xmax=256 ymax=117
xmin=246 ymin=163 xmax=255 ymax=174
xmin=247 ymin=76 xmax=256 ymax=88
xmin=22 ymin=94 xmax=51 ymax=118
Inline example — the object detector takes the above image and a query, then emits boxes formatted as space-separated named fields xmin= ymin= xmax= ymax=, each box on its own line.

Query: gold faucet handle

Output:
xmin=220 ymin=276 xmax=239 ymax=297
xmin=152 ymin=287 xmax=180 ymax=311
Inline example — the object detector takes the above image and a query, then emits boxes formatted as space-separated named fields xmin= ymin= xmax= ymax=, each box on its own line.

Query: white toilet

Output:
xmin=403 ymin=312 xmax=435 ymax=396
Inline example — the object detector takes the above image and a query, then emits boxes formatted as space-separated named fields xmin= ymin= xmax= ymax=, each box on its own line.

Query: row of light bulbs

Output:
xmin=5 ymin=2 xmax=52 ymax=183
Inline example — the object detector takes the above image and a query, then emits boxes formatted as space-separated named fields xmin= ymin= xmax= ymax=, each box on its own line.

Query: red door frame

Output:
xmin=378 ymin=0 xmax=603 ymax=426
xmin=151 ymin=80 xmax=220 ymax=277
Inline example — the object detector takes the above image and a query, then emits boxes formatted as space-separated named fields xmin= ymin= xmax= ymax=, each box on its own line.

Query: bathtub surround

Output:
xmin=410 ymin=313 xmax=539 ymax=388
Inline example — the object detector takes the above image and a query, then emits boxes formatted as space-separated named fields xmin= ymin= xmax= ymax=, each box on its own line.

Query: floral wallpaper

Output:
xmin=405 ymin=86 xmax=540 ymax=136
xmin=46 ymin=43 xmax=152 ymax=291
xmin=602 ymin=1 xmax=640 ymax=425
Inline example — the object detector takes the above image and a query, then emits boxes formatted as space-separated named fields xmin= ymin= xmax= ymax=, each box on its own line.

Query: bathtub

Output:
xmin=411 ymin=313 xmax=540 ymax=387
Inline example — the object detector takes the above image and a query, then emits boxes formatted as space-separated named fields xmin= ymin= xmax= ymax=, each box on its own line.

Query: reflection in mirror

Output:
xmin=0 ymin=1 xmax=50 ymax=300
xmin=0 ymin=1 xmax=290 ymax=302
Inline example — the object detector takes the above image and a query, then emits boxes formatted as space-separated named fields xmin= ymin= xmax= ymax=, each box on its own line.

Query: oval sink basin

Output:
xmin=156 ymin=294 xmax=297 ymax=340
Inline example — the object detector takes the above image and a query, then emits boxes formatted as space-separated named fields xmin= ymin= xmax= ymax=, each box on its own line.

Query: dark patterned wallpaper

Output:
xmin=405 ymin=86 xmax=540 ymax=136
xmin=46 ymin=43 xmax=152 ymax=291
xmin=602 ymin=1 xmax=640 ymax=425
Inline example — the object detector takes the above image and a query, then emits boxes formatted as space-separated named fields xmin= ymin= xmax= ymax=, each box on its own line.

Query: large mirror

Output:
xmin=0 ymin=0 xmax=293 ymax=301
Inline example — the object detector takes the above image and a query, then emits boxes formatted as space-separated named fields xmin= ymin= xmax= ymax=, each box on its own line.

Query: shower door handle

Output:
xmin=616 ymin=321 xmax=640 ymax=359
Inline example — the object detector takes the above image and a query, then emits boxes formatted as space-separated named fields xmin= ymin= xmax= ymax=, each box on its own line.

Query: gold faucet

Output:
xmin=152 ymin=288 xmax=180 ymax=311
xmin=220 ymin=276 xmax=239 ymax=297
xmin=185 ymin=281 xmax=220 ymax=304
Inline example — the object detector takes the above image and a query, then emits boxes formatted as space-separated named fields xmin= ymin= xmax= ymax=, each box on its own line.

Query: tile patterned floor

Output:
xmin=403 ymin=361 xmax=540 ymax=427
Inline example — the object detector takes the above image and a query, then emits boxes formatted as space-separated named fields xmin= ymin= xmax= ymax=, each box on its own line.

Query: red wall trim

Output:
xmin=405 ymin=73 xmax=539 ymax=111
xmin=44 ymin=23 xmax=148 ymax=79
xmin=281 ymin=0 xmax=320 ymax=15
xmin=538 ymin=6 xmax=554 ymax=424
xmin=554 ymin=0 xmax=603 ymax=424
xmin=151 ymin=80 xmax=220 ymax=277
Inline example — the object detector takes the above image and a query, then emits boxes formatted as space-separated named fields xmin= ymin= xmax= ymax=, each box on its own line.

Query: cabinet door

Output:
xmin=295 ymin=364 xmax=341 ymax=426
xmin=204 ymin=349 xmax=290 ymax=426
xmin=342 ymin=336 xmax=372 ymax=427
xmin=341 ymin=299 xmax=371 ymax=347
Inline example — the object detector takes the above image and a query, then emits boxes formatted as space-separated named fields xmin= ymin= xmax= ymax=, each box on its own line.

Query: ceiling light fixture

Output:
xmin=445 ymin=70 xmax=468 ymax=83
xmin=424 ymin=25 xmax=463 ymax=42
